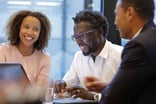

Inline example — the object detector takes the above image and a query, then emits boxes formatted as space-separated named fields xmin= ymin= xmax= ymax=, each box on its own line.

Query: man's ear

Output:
xmin=126 ymin=6 xmax=135 ymax=21
xmin=97 ymin=27 xmax=104 ymax=37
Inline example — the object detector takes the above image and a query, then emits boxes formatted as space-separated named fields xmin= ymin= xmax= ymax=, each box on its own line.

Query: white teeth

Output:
xmin=25 ymin=36 xmax=33 ymax=40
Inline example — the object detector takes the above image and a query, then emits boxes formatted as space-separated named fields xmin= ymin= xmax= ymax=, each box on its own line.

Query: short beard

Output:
xmin=82 ymin=47 xmax=92 ymax=56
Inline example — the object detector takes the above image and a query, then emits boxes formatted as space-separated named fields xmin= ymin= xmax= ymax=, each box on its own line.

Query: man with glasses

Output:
xmin=54 ymin=10 xmax=123 ymax=100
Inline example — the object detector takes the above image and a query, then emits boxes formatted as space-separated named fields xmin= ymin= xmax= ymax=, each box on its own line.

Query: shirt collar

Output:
xmin=98 ymin=40 xmax=109 ymax=59
xmin=132 ymin=27 xmax=143 ymax=39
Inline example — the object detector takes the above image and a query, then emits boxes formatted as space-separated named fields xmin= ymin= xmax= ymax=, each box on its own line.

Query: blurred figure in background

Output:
xmin=0 ymin=10 xmax=51 ymax=103
xmin=54 ymin=9 xmax=123 ymax=100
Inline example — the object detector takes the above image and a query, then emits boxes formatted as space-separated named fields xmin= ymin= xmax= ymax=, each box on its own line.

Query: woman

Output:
xmin=0 ymin=10 xmax=52 ymax=102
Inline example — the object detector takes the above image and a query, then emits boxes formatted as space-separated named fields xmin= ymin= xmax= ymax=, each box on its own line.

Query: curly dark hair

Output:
xmin=6 ymin=10 xmax=51 ymax=51
xmin=72 ymin=9 xmax=109 ymax=38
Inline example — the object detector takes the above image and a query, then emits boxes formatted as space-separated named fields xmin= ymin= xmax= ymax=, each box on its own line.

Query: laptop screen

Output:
xmin=0 ymin=63 xmax=30 ymax=89
xmin=0 ymin=63 xmax=26 ymax=79
xmin=0 ymin=63 xmax=47 ymax=103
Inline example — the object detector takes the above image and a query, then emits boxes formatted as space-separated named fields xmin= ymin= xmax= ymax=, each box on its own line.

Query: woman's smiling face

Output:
xmin=19 ymin=16 xmax=41 ymax=48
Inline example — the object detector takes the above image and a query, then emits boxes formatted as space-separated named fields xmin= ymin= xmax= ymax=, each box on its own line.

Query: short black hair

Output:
xmin=120 ymin=0 xmax=154 ymax=20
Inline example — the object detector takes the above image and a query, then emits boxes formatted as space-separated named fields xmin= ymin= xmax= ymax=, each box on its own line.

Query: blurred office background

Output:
xmin=0 ymin=0 xmax=156 ymax=80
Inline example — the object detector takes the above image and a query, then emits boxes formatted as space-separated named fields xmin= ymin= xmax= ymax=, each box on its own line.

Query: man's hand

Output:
xmin=67 ymin=86 xmax=94 ymax=100
xmin=54 ymin=80 xmax=67 ymax=93
xmin=84 ymin=76 xmax=107 ymax=93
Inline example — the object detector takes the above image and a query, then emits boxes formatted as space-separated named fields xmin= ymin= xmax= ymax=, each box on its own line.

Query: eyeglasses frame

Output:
xmin=71 ymin=29 xmax=96 ymax=41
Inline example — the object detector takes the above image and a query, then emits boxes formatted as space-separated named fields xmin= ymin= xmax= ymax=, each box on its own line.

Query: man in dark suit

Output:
xmin=84 ymin=0 xmax=156 ymax=104
xmin=100 ymin=0 xmax=156 ymax=103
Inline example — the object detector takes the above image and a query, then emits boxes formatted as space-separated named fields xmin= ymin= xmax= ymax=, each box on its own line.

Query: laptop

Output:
xmin=0 ymin=63 xmax=30 ymax=92
xmin=0 ymin=62 xmax=29 ymax=79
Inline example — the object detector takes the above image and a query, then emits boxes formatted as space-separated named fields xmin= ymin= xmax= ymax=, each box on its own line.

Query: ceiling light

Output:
xmin=36 ymin=2 xmax=61 ymax=6
xmin=7 ymin=1 xmax=32 ymax=5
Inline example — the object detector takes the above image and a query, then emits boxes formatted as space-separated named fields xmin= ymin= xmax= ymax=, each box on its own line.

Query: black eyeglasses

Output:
xmin=71 ymin=29 xmax=96 ymax=41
